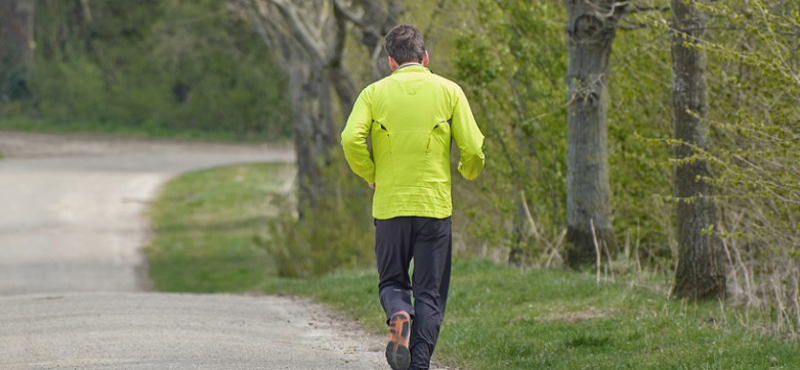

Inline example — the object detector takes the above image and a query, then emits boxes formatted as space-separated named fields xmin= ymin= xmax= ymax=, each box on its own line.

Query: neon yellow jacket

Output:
xmin=341 ymin=65 xmax=485 ymax=219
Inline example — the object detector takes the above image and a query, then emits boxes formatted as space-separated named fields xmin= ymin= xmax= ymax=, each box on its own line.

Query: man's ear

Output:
xmin=422 ymin=51 xmax=429 ymax=67
xmin=388 ymin=56 xmax=399 ymax=71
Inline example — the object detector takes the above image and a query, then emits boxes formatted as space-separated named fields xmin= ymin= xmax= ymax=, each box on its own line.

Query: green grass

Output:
xmin=146 ymin=163 xmax=800 ymax=370
xmin=145 ymin=163 xmax=292 ymax=292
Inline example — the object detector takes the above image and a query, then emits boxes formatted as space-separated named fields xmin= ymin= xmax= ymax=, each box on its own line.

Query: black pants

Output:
xmin=375 ymin=216 xmax=452 ymax=370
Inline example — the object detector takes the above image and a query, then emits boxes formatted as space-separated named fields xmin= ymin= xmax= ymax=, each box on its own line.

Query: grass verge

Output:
xmin=146 ymin=163 xmax=799 ymax=370
xmin=145 ymin=163 xmax=291 ymax=292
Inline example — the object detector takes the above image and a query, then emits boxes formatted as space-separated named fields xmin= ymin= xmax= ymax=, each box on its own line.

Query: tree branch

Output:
xmin=332 ymin=0 xmax=363 ymax=27
xmin=239 ymin=0 xmax=278 ymax=53
xmin=266 ymin=0 xmax=325 ymax=62
xmin=623 ymin=5 xmax=670 ymax=15
xmin=588 ymin=0 xmax=631 ymax=20
xmin=330 ymin=3 xmax=358 ymax=112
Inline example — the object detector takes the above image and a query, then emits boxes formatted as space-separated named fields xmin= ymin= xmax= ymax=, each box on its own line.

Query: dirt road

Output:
xmin=0 ymin=132 xmax=400 ymax=369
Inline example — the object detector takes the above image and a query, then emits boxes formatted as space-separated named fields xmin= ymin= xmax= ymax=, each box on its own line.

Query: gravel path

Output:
xmin=0 ymin=132 xmax=404 ymax=370
xmin=0 ymin=132 xmax=292 ymax=294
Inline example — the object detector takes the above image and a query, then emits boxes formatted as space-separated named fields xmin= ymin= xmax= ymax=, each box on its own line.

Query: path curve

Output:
xmin=0 ymin=132 xmax=403 ymax=370
xmin=0 ymin=131 xmax=293 ymax=294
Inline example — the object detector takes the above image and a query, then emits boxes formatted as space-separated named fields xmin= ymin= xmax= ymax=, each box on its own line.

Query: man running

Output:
xmin=341 ymin=24 xmax=485 ymax=370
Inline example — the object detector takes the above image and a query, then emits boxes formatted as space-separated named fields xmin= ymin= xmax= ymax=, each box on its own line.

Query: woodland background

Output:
xmin=1 ymin=0 xmax=798 ymax=337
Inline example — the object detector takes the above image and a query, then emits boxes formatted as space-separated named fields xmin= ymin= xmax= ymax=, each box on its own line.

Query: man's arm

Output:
xmin=341 ymin=90 xmax=376 ymax=185
xmin=451 ymin=86 xmax=485 ymax=180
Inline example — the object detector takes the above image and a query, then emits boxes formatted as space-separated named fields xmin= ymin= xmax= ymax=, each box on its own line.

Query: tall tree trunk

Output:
xmin=0 ymin=0 xmax=34 ymax=101
xmin=670 ymin=0 xmax=726 ymax=300
xmin=564 ymin=0 xmax=623 ymax=267
xmin=239 ymin=0 xmax=342 ymax=217
xmin=288 ymin=61 xmax=336 ymax=217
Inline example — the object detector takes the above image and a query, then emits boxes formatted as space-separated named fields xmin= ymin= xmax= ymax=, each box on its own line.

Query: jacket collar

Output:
xmin=392 ymin=64 xmax=431 ymax=75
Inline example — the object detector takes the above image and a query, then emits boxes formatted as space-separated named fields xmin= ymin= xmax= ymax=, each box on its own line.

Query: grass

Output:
xmin=145 ymin=163 xmax=292 ymax=292
xmin=145 ymin=163 xmax=800 ymax=370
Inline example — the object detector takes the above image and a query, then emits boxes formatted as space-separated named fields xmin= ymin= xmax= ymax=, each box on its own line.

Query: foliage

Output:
xmin=257 ymin=153 xmax=376 ymax=277
xmin=7 ymin=0 xmax=291 ymax=139
xmin=453 ymin=0 xmax=569 ymax=264
xmin=607 ymin=4 xmax=676 ymax=266
xmin=19 ymin=0 xmax=797 ymax=338
xmin=607 ymin=0 xmax=800 ymax=333
xmin=695 ymin=0 xmax=800 ymax=337
xmin=452 ymin=0 xmax=677 ymax=266
xmin=452 ymin=0 xmax=797 ymax=334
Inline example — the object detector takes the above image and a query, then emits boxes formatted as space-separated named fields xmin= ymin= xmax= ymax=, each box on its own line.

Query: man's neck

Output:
xmin=396 ymin=62 xmax=423 ymax=70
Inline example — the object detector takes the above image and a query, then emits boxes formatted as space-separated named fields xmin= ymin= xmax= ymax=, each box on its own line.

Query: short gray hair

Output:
xmin=384 ymin=24 xmax=425 ymax=65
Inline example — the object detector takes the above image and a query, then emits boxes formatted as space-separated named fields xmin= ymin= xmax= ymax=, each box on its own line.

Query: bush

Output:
xmin=258 ymin=160 xmax=375 ymax=278
xmin=8 ymin=0 xmax=291 ymax=139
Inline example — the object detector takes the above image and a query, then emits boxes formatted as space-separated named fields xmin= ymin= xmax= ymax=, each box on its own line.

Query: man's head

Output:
xmin=384 ymin=24 xmax=428 ymax=71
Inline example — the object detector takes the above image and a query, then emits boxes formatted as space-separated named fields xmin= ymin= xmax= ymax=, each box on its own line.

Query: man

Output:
xmin=341 ymin=24 xmax=485 ymax=370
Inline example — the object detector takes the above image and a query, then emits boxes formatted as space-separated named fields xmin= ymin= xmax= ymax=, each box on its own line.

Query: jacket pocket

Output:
xmin=427 ymin=121 xmax=451 ymax=154
xmin=423 ymin=122 xmax=452 ymax=182
xmin=371 ymin=122 xmax=393 ymax=180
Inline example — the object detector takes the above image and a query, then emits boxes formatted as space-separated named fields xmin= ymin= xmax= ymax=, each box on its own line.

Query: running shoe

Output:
xmin=385 ymin=310 xmax=411 ymax=370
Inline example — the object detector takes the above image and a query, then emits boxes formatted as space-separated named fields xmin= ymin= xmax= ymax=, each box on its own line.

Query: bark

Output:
xmin=0 ymin=0 xmax=35 ymax=101
xmin=288 ymin=61 xmax=335 ymax=215
xmin=329 ymin=3 xmax=359 ymax=115
xmin=239 ymin=0 xmax=338 ymax=216
xmin=362 ymin=0 xmax=400 ymax=80
xmin=564 ymin=0 xmax=623 ymax=267
xmin=670 ymin=0 xmax=726 ymax=300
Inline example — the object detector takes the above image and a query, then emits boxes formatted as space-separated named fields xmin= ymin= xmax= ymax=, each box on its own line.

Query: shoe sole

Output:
xmin=385 ymin=311 xmax=411 ymax=370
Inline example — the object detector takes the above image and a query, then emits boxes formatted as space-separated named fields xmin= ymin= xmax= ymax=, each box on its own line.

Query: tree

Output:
xmin=237 ymin=0 xmax=353 ymax=217
xmin=237 ymin=0 xmax=400 ymax=218
xmin=235 ymin=0 xmax=410 ymax=276
xmin=333 ymin=0 xmax=400 ymax=81
xmin=0 ymin=0 xmax=35 ymax=101
xmin=669 ymin=0 xmax=726 ymax=299
xmin=564 ymin=0 xmax=625 ymax=267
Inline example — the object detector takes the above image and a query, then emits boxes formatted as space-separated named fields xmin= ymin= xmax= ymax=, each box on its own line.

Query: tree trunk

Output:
xmin=0 ymin=0 xmax=34 ymax=101
xmin=239 ymin=0 xmax=342 ymax=217
xmin=287 ymin=61 xmax=337 ymax=217
xmin=564 ymin=0 xmax=623 ymax=267
xmin=240 ymin=0 xmax=401 ymax=218
xmin=360 ymin=0 xmax=400 ymax=80
xmin=670 ymin=0 xmax=726 ymax=300
xmin=328 ymin=3 xmax=359 ymax=116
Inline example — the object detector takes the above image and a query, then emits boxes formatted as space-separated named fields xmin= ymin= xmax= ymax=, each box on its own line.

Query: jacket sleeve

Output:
xmin=451 ymin=86 xmax=485 ymax=180
xmin=341 ymin=89 xmax=376 ymax=185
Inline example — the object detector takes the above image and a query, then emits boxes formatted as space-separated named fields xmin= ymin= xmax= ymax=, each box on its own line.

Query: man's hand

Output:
xmin=369 ymin=183 xmax=376 ymax=189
